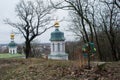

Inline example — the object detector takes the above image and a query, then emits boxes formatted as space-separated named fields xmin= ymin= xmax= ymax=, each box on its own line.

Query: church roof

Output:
xmin=8 ymin=41 xmax=17 ymax=47
xmin=50 ymin=29 xmax=65 ymax=41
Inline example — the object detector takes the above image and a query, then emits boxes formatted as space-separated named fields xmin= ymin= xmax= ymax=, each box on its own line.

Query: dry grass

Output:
xmin=0 ymin=58 xmax=119 ymax=80
xmin=0 ymin=58 xmax=78 ymax=80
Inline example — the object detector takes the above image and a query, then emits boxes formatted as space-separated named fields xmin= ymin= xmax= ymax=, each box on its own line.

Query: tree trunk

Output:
xmin=117 ymin=46 xmax=120 ymax=60
xmin=104 ymin=29 xmax=118 ymax=61
xmin=93 ymin=26 xmax=103 ymax=61
xmin=87 ymin=44 xmax=91 ymax=69
xmin=25 ymin=41 xmax=31 ymax=59
xmin=111 ymin=39 xmax=118 ymax=61
xmin=89 ymin=24 xmax=94 ymax=42
xmin=81 ymin=17 xmax=89 ymax=43
xmin=111 ymin=47 xmax=118 ymax=61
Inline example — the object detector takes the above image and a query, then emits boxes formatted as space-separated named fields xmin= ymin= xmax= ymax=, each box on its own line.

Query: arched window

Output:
xmin=58 ymin=43 xmax=60 ymax=52
xmin=62 ymin=43 xmax=65 ymax=52
xmin=10 ymin=50 xmax=12 ymax=53
xmin=13 ymin=50 xmax=15 ymax=54
xmin=52 ymin=43 xmax=54 ymax=51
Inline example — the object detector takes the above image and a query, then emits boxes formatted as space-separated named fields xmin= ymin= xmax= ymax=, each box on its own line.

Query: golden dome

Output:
xmin=10 ymin=33 xmax=14 ymax=39
xmin=54 ymin=21 xmax=60 ymax=28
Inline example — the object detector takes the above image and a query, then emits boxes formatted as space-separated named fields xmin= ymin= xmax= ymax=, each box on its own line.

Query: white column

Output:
xmin=9 ymin=48 xmax=11 ymax=53
xmin=15 ymin=48 xmax=17 ymax=54
xmin=60 ymin=42 xmax=63 ymax=52
xmin=55 ymin=42 xmax=57 ymax=52
xmin=14 ymin=49 xmax=15 ymax=54
xmin=64 ymin=42 xmax=65 ymax=52
xmin=63 ymin=42 xmax=65 ymax=52
xmin=9 ymin=48 xmax=10 ymax=53
xmin=16 ymin=47 xmax=17 ymax=53
xmin=51 ymin=43 xmax=53 ymax=52
xmin=11 ymin=49 xmax=13 ymax=54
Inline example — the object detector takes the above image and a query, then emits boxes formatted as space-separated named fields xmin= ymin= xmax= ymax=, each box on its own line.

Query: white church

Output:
xmin=48 ymin=21 xmax=68 ymax=60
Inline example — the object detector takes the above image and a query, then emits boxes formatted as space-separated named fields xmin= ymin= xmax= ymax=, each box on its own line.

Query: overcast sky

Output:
xmin=0 ymin=0 xmax=75 ymax=44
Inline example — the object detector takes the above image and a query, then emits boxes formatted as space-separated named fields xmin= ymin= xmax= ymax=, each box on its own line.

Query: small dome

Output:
xmin=10 ymin=33 xmax=15 ymax=39
xmin=8 ymin=41 xmax=17 ymax=47
xmin=54 ymin=21 xmax=60 ymax=28
xmin=50 ymin=29 xmax=65 ymax=41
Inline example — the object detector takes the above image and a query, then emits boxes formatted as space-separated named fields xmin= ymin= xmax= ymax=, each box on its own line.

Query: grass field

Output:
xmin=0 ymin=53 xmax=25 ymax=59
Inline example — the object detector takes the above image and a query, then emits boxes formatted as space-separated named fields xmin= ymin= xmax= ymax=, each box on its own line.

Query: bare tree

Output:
xmin=103 ymin=0 xmax=120 ymax=9
xmin=68 ymin=12 xmax=87 ymax=43
xmin=100 ymin=0 xmax=120 ymax=61
xmin=5 ymin=0 xmax=54 ymax=58
xmin=88 ymin=1 xmax=103 ymax=61
xmin=114 ymin=0 xmax=120 ymax=9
